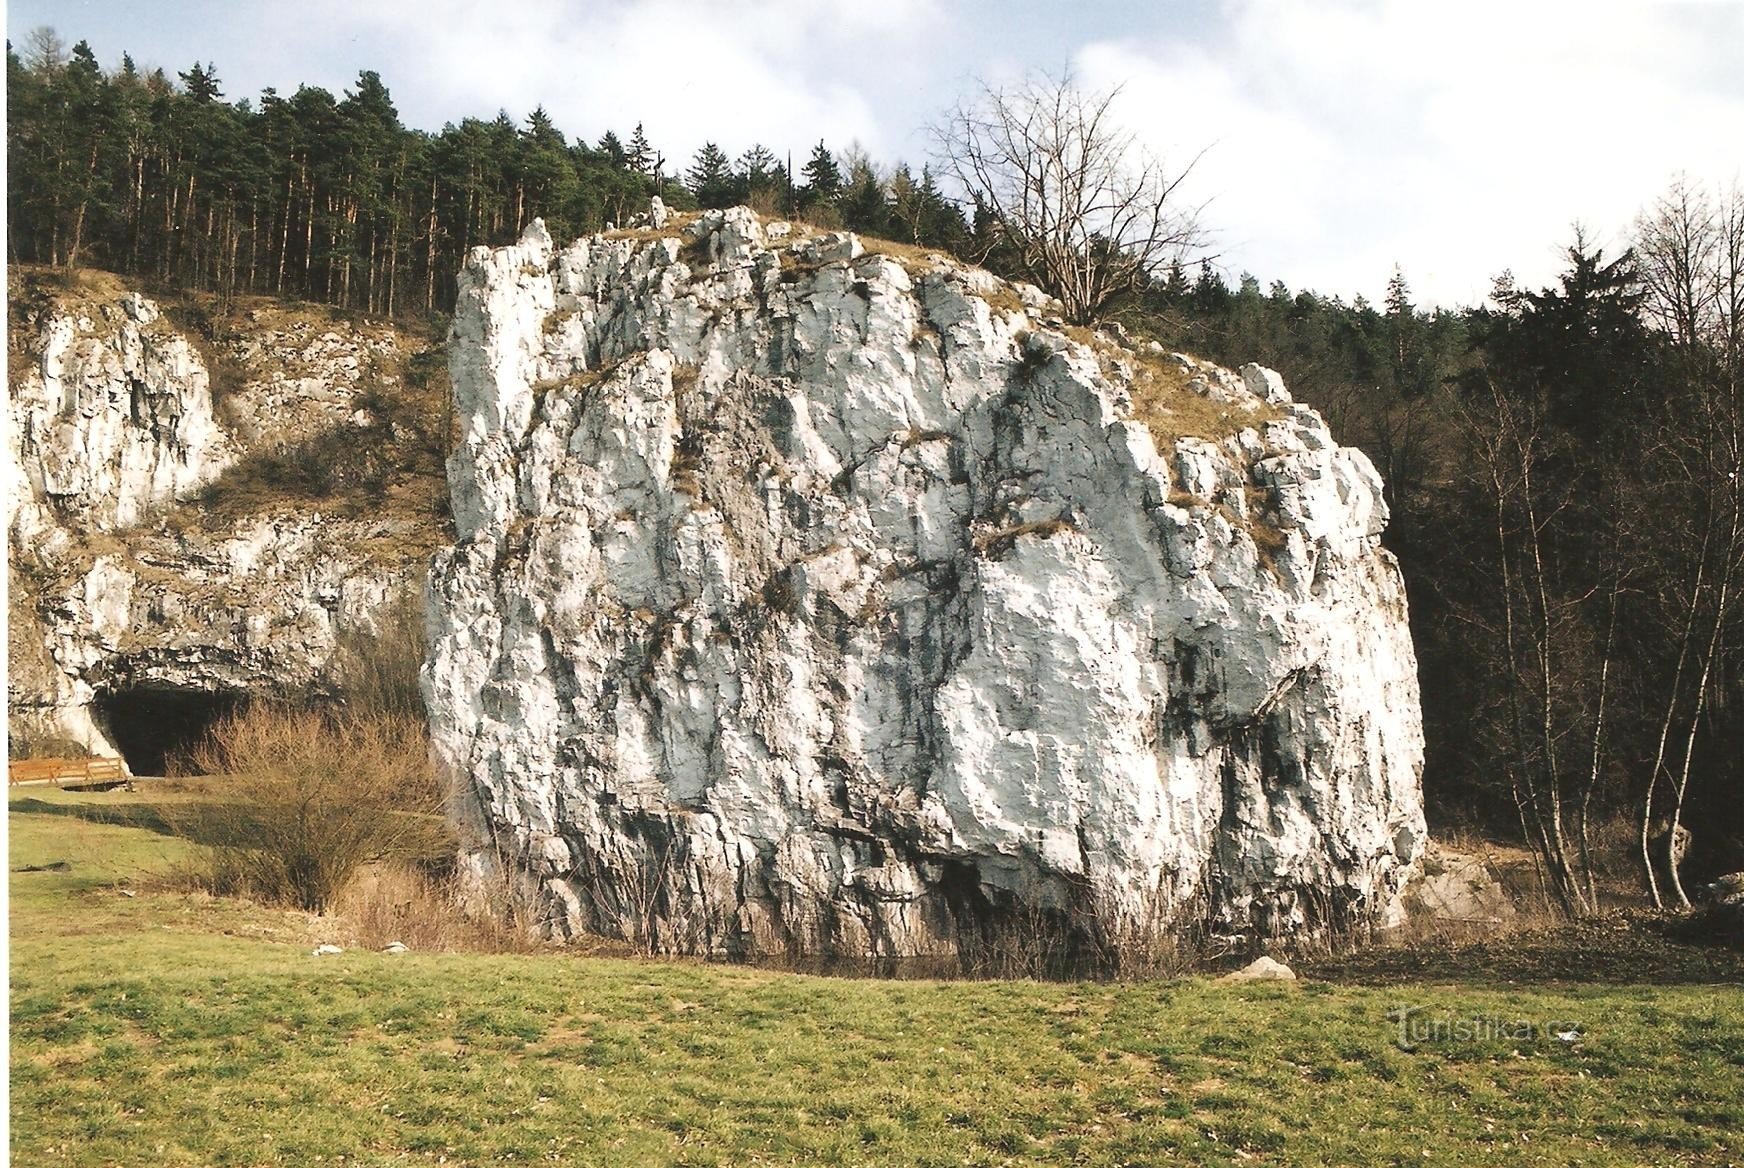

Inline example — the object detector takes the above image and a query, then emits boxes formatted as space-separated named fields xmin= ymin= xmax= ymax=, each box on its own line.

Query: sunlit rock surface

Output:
xmin=6 ymin=276 xmax=433 ymax=763
xmin=424 ymin=207 xmax=1426 ymax=958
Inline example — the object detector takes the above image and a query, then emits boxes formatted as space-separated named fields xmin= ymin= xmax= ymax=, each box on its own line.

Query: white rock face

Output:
xmin=6 ymin=279 xmax=432 ymax=762
xmin=7 ymin=288 xmax=232 ymax=542
xmin=429 ymin=209 xmax=1426 ymax=960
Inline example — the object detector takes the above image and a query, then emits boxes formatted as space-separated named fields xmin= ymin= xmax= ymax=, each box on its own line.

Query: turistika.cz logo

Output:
xmin=1386 ymin=1006 xmax=1584 ymax=1051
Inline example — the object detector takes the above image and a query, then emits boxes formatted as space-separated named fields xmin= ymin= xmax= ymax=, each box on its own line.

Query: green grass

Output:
xmin=11 ymin=788 xmax=1744 ymax=1166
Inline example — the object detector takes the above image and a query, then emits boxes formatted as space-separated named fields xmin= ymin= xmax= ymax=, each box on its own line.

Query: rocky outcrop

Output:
xmin=6 ymin=272 xmax=439 ymax=764
xmin=6 ymin=284 xmax=232 ymax=540
xmin=426 ymin=208 xmax=1427 ymax=960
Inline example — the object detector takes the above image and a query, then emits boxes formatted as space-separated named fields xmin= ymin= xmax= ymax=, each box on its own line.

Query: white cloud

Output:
xmin=1076 ymin=0 xmax=1744 ymax=305
xmin=275 ymin=0 xmax=943 ymax=164
xmin=12 ymin=0 xmax=1741 ymax=305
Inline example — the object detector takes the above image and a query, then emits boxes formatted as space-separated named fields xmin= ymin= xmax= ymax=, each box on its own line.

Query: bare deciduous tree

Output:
xmin=22 ymin=26 xmax=67 ymax=74
xmin=935 ymin=71 xmax=1205 ymax=324
xmin=1453 ymin=376 xmax=1608 ymax=917
xmin=1633 ymin=180 xmax=1744 ymax=906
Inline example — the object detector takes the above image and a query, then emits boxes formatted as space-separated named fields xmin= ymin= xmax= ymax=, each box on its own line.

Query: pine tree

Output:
xmin=914 ymin=168 xmax=967 ymax=252
xmin=837 ymin=152 xmax=888 ymax=237
xmin=1192 ymin=261 xmax=1230 ymax=314
xmin=1384 ymin=267 xmax=1431 ymax=396
xmin=178 ymin=61 xmax=223 ymax=102
xmin=1162 ymin=260 xmax=1189 ymax=302
xmin=798 ymin=141 xmax=841 ymax=213
xmin=686 ymin=142 xmax=737 ymax=209
xmin=736 ymin=144 xmax=780 ymax=212
xmin=597 ymin=130 xmax=626 ymax=168
xmin=57 ymin=40 xmax=119 ymax=268
xmin=626 ymin=122 xmax=654 ymax=175
xmin=517 ymin=106 xmax=577 ymax=237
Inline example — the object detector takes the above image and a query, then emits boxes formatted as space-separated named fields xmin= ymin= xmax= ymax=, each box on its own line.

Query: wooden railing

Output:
xmin=8 ymin=757 xmax=130 ymax=789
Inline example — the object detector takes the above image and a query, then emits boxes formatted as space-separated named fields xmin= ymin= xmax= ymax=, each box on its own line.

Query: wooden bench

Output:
xmin=8 ymin=756 xmax=131 ymax=790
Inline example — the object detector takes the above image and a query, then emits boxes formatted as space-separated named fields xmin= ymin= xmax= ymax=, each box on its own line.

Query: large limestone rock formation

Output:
xmin=6 ymin=272 xmax=438 ymax=763
xmin=427 ymin=208 xmax=1427 ymax=959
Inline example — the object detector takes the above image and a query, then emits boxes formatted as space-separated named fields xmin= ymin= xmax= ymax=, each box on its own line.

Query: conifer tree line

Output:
xmin=5 ymin=33 xmax=976 ymax=316
xmin=9 ymin=30 xmax=1744 ymax=909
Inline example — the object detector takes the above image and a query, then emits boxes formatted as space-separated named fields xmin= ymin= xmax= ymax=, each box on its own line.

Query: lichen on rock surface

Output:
xmin=427 ymin=207 xmax=1427 ymax=961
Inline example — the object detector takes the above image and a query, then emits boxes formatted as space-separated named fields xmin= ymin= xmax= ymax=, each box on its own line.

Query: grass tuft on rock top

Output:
xmin=11 ymin=787 xmax=1744 ymax=1168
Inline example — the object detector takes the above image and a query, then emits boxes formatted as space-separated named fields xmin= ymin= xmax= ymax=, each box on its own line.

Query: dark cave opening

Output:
xmin=95 ymin=686 xmax=246 ymax=776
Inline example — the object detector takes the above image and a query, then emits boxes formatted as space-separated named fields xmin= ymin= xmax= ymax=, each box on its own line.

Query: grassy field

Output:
xmin=10 ymin=788 xmax=1744 ymax=1167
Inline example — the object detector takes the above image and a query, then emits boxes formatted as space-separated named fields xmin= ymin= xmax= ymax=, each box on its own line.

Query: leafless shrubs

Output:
xmin=328 ymin=861 xmax=549 ymax=954
xmin=334 ymin=588 xmax=428 ymax=720
xmin=172 ymin=706 xmax=449 ymax=912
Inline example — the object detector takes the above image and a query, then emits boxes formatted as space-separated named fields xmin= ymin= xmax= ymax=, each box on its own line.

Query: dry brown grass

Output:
xmin=599 ymin=210 xmax=700 ymax=243
xmin=532 ymin=361 xmax=614 ymax=408
xmin=542 ymin=306 xmax=580 ymax=334
xmin=7 ymin=263 xmax=132 ymax=309
xmin=328 ymin=861 xmax=550 ymax=954
xmin=184 ymin=345 xmax=453 ymax=541
xmin=858 ymin=236 xmax=955 ymax=280
xmin=973 ymin=517 xmax=1076 ymax=559
xmin=1125 ymin=353 xmax=1279 ymax=446
xmin=671 ymin=362 xmax=700 ymax=399
xmin=980 ymin=282 xmax=1029 ymax=318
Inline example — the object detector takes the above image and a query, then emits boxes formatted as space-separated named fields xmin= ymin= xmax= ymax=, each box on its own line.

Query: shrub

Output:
xmin=174 ymin=707 xmax=450 ymax=912
xmin=334 ymin=589 xmax=428 ymax=720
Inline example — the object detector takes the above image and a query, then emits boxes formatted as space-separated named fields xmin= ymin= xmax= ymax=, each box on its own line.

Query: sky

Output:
xmin=7 ymin=0 xmax=1743 ymax=307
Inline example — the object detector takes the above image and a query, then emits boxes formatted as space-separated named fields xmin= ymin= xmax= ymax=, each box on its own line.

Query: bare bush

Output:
xmin=173 ymin=707 xmax=449 ymax=912
xmin=334 ymin=588 xmax=428 ymax=720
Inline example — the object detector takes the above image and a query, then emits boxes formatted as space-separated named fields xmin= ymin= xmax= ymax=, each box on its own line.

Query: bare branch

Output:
xmin=933 ymin=70 xmax=1206 ymax=324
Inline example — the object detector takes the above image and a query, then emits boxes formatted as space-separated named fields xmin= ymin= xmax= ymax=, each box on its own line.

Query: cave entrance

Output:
xmin=95 ymin=686 xmax=246 ymax=776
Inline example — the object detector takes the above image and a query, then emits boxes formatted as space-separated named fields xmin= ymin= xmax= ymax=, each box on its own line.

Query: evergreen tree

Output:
xmin=626 ymin=122 xmax=654 ymax=175
xmin=1385 ymin=267 xmax=1432 ymax=396
xmin=736 ymin=144 xmax=782 ymax=212
xmin=1469 ymin=240 xmax=1656 ymax=443
xmin=913 ymin=168 xmax=968 ymax=252
xmin=837 ymin=153 xmax=887 ymax=236
xmin=597 ymin=130 xmax=627 ymax=168
xmin=686 ymin=141 xmax=738 ymax=208
xmin=798 ymin=140 xmax=841 ymax=214
xmin=516 ymin=106 xmax=577 ymax=237
xmin=1161 ymin=260 xmax=1189 ymax=302
xmin=1192 ymin=261 xmax=1230 ymax=314
xmin=178 ymin=61 xmax=223 ymax=102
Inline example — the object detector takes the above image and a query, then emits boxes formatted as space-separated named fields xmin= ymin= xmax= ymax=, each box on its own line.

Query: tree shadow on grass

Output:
xmin=1300 ymin=912 xmax=1744 ymax=986
xmin=8 ymin=796 xmax=256 ymax=847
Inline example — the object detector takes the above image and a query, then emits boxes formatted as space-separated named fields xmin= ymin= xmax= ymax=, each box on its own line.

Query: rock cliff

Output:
xmin=426 ymin=208 xmax=1427 ymax=960
xmin=7 ymin=271 xmax=442 ymax=765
